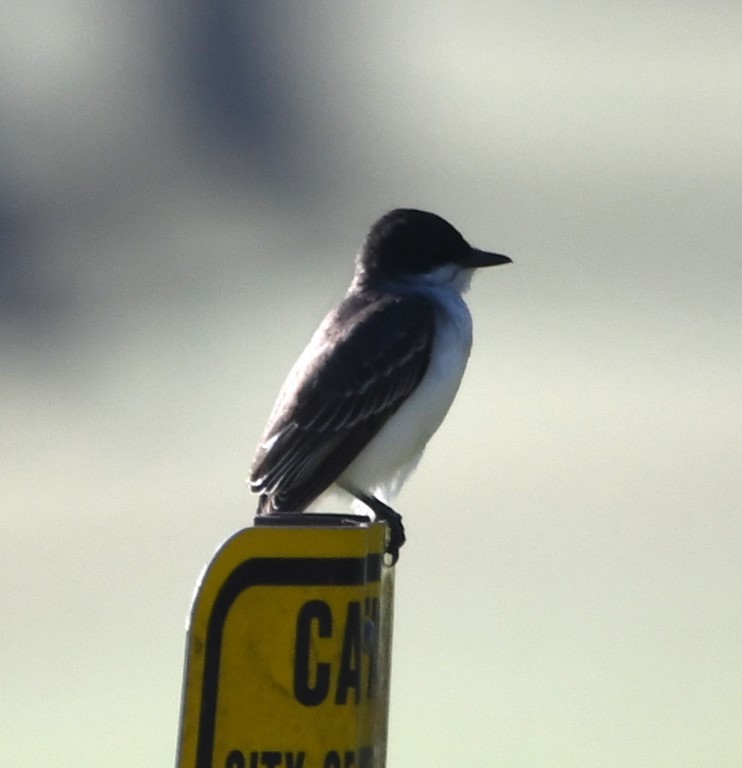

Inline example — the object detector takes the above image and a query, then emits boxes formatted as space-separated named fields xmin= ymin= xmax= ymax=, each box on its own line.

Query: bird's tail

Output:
xmin=256 ymin=494 xmax=278 ymax=516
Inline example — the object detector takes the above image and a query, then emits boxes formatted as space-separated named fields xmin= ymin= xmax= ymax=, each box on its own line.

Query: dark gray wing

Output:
xmin=250 ymin=290 xmax=435 ymax=513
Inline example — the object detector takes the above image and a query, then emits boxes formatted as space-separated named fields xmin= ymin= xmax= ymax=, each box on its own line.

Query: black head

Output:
xmin=356 ymin=208 xmax=511 ymax=283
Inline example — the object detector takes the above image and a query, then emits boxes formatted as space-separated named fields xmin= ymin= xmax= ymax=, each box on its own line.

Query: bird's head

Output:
xmin=354 ymin=208 xmax=511 ymax=289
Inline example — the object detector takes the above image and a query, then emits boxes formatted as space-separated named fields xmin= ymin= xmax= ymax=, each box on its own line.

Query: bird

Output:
xmin=249 ymin=208 xmax=511 ymax=562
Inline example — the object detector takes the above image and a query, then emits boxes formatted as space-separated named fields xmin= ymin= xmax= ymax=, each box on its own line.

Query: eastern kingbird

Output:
xmin=250 ymin=209 xmax=511 ymax=562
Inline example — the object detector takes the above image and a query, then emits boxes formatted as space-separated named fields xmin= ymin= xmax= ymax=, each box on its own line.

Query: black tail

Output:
xmin=256 ymin=494 xmax=277 ymax=516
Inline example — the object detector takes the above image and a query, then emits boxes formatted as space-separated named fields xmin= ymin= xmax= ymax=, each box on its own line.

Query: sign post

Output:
xmin=176 ymin=514 xmax=395 ymax=768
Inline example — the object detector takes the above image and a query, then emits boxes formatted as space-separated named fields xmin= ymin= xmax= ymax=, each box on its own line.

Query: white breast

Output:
xmin=337 ymin=286 xmax=473 ymax=501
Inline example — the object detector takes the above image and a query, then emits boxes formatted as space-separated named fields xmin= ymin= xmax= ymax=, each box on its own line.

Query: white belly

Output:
xmin=337 ymin=291 xmax=473 ymax=500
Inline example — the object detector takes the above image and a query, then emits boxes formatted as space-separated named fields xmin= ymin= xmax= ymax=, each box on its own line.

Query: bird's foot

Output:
xmin=357 ymin=494 xmax=406 ymax=565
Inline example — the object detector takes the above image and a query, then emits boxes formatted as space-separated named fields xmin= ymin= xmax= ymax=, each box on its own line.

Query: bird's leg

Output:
xmin=356 ymin=493 xmax=406 ymax=564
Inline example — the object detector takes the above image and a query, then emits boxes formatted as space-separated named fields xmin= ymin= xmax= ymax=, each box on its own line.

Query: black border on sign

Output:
xmin=194 ymin=555 xmax=382 ymax=768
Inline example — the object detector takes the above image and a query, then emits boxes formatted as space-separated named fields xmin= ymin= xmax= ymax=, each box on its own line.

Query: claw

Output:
xmin=356 ymin=494 xmax=406 ymax=564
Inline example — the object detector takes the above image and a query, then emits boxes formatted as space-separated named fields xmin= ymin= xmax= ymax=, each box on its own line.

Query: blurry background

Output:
xmin=2 ymin=2 xmax=740 ymax=766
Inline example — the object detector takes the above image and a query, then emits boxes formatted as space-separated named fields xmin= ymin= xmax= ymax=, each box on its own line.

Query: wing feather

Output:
xmin=250 ymin=290 xmax=435 ymax=512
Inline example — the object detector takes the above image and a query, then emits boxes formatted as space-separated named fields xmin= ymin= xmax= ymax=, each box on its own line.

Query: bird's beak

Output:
xmin=464 ymin=248 xmax=512 ymax=268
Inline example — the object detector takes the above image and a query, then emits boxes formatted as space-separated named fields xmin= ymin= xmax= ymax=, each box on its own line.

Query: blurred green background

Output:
xmin=2 ymin=3 xmax=740 ymax=766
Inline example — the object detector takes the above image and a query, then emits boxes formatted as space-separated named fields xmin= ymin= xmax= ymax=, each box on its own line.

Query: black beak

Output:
xmin=463 ymin=248 xmax=513 ymax=268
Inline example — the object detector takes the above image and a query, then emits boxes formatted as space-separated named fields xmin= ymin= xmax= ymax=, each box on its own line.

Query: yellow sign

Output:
xmin=176 ymin=516 xmax=394 ymax=768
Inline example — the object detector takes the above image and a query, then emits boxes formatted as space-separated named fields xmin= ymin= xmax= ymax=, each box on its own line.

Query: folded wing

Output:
xmin=250 ymin=291 xmax=435 ymax=513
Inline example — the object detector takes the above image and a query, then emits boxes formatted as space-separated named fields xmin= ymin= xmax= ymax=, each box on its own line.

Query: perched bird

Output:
xmin=249 ymin=209 xmax=511 ymax=562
